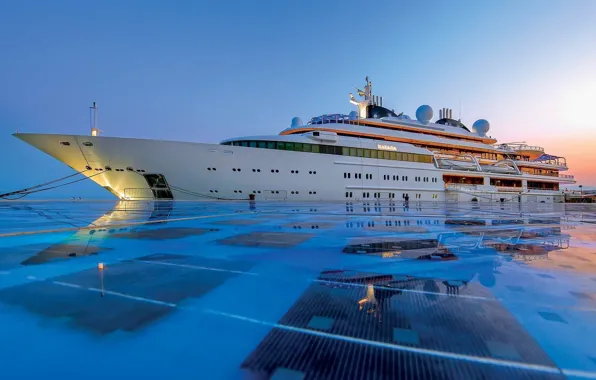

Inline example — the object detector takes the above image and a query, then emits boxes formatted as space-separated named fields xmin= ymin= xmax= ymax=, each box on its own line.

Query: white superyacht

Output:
xmin=13 ymin=77 xmax=575 ymax=202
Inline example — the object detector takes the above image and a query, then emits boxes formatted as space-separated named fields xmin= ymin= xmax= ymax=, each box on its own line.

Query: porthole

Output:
xmin=82 ymin=142 xmax=93 ymax=147
xmin=85 ymin=165 xmax=92 ymax=170
xmin=127 ymin=167 xmax=133 ymax=171
xmin=60 ymin=141 xmax=71 ymax=146
xmin=105 ymin=166 xmax=112 ymax=171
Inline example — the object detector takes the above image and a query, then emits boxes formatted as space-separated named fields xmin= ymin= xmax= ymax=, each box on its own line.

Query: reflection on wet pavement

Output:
xmin=0 ymin=200 xmax=596 ymax=379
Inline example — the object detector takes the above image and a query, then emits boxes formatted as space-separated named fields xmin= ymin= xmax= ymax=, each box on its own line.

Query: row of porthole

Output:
xmin=292 ymin=225 xmax=320 ymax=229
xmin=344 ymin=220 xmax=442 ymax=228
xmin=86 ymin=165 xmax=145 ymax=173
xmin=344 ymin=173 xmax=364 ymax=179
xmin=219 ymin=168 xmax=318 ymax=174
xmin=383 ymin=175 xmax=408 ymax=181
xmin=60 ymin=141 xmax=93 ymax=147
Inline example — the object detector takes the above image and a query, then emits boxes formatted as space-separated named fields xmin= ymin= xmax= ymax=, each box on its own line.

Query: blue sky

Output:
xmin=1 ymin=0 xmax=595 ymax=198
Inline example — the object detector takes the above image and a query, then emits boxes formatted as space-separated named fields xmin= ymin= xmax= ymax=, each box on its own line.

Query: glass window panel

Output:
xmin=267 ymin=141 xmax=275 ymax=149
xmin=364 ymin=149 xmax=371 ymax=158
xmin=350 ymin=148 xmax=357 ymax=156
xmin=390 ymin=152 xmax=397 ymax=160
xmin=303 ymin=144 xmax=311 ymax=152
xmin=342 ymin=147 xmax=350 ymax=156
xmin=294 ymin=143 xmax=303 ymax=151
xmin=276 ymin=142 xmax=285 ymax=150
xmin=257 ymin=141 xmax=266 ymax=148
xmin=249 ymin=141 xmax=257 ymax=147
xmin=311 ymin=144 xmax=320 ymax=153
xmin=285 ymin=142 xmax=294 ymax=150
xmin=384 ymin=151 xmax=391 ymax=160
xmin=240 ymin=141 xmax=248 ymax=147
xmin=357 ymin=148 xmax=363 ymax=157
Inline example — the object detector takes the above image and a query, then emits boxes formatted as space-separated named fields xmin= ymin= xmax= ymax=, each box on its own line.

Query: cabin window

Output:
xmin=294 ymin=143 xmax=303 ymax=151
xmin=311 ymin=144 xmax=320 ymax=153
xmin=390 ymin=152 xmax=397 ymax=160
xmin=364 ymin=149 xmax=371 ymax=158
xmin=249 ymin=141 xmax=257 ymax=147
xmin=267 ymin=141 xmax=276 ymax=149
xmin=240 ymin=141 xmax=248 ymax=147
xmin=60 ymin=141 xmax=71 ymax=146
xmin=302 ymin=144 xmax=311 ymax=152
xmin=357 ymin=148 xmax=363 ymax=157
xmin=257 ymin=141 xmax=267 ymax=148
xmin=285 ymin=143 xmax=294 ymax=151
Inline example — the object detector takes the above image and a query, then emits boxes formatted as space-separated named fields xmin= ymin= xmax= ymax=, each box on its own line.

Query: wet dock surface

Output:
xmin=0 ymin=200 xmax=595 ymax=379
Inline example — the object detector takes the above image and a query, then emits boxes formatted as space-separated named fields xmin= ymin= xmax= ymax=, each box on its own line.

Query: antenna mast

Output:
xmin=90 ymin=101 xmax=100 ymax=136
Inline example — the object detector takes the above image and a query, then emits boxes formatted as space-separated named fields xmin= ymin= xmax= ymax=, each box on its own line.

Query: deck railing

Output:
xmin=497 ymin=186 xmax=522 ymax=192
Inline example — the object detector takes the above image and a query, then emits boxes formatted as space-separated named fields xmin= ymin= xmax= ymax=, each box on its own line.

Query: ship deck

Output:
xmin=1 ymin=200 xmax=596 ymax=379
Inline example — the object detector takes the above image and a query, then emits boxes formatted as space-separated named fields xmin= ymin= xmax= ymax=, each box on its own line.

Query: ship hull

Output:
xmin=14 ymin=133 xmax=447 ymax=202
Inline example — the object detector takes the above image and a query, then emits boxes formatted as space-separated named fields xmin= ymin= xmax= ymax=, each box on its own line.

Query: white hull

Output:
xmin=13 ymin=133 xmax=570 ymax=203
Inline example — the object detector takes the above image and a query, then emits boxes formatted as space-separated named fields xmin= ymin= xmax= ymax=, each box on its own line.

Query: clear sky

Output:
xmin=1 ymin=0 xmax=595 ymax=198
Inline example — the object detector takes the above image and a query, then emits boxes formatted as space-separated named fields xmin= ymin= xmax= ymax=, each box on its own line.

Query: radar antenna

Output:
xmin=349 ymin=76 xmax=373 ymax=119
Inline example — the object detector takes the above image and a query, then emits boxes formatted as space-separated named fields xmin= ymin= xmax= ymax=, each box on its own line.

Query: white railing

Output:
xmin=445 ymin=183 xmax=479 ymax=190
xmin=560 ymin=174 xmax=575 ymax=179
xmin=497 ymin=186 xmax=522 ymax=192
xmin=526 ymin=189 xmax=563 ymax=194
xmin=509 ymin=144 xmax=545 ymax=153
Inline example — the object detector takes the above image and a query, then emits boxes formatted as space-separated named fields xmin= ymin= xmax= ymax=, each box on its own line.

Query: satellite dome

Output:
xmin=348 ymin=111 xmax=358 ymax=120
xmin=415 ymin=105 xmax=433 ymax=125
xmin=472 ymin=119 xmax=490 ymax=136
xmin=291 ymin=117 xmax=303 ymax=128
xmin=397 ymin=114 xmax=411 ymax=120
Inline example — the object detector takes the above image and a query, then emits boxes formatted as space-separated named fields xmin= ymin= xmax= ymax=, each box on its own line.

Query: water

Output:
xmin=0 ymin=200 xmax=595 ymax=379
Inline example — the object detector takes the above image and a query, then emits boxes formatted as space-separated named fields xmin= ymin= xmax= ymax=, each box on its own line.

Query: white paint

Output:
xmin=133 ymin=259 xmax=258 ymax=276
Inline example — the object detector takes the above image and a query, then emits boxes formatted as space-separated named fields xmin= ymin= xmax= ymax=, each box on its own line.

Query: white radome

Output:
xmin=472 ymin=119 xmax=490 ymax=136
xmin=291 ymin=117 xmax=303 ymax=128
xmin=415 ymin=105 xmax=433 ymax=125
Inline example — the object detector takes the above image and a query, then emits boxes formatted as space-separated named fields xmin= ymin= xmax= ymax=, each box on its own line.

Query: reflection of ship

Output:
xmin=344 ymin=216 xmax=570 ymax=263
xmin=20 ymin=201 xmax=173 ymax=266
